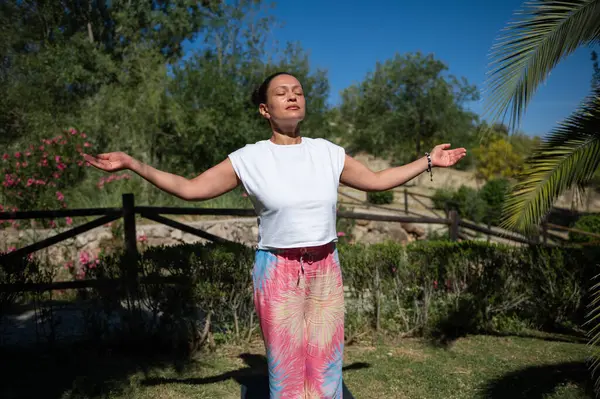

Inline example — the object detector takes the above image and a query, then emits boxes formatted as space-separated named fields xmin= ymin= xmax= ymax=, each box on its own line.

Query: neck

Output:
xmin=270 ymin=122 xmax=302 ymax=145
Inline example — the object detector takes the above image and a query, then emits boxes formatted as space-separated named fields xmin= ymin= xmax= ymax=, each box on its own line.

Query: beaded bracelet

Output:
xmin=425 ymin=152 xmax=433 ymax=181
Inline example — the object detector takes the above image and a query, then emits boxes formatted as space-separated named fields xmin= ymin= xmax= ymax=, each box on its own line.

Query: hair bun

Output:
xmin=251 ymin=87 xmax=261 ymax=107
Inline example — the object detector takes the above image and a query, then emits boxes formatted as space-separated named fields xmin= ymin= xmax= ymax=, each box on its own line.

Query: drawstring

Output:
xmin=297 ymin=249 xmax=306 ymax=286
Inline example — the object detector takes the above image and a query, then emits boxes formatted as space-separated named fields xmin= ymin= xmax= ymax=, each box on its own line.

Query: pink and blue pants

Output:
xmin=252 ymin=242 xmax=345 ymax=398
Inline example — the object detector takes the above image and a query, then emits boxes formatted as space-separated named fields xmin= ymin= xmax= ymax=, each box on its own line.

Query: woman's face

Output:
xmin=259 ymin=74 xmax=306 ymax=125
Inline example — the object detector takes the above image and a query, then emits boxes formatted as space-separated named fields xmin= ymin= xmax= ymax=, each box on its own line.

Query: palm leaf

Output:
xmin=585 ymin=272 xmax=600 ymax=393
xmin=484 ymin=0 xmax=600 ymax=130
xmin=500 ymin=88 xmax=600 ymax=232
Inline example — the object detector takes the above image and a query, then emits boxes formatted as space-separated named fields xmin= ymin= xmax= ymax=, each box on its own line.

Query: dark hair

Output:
xmin=251 ymin=71 xmax=294 ymax=106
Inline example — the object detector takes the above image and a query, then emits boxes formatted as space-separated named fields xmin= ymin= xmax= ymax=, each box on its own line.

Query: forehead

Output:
xmin=269 ymin=74 xmax=302 ymax=89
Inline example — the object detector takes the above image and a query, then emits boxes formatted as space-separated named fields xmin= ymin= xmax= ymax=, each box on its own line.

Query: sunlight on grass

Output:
xmin=1 ymin=334 xmax=591 ymax=399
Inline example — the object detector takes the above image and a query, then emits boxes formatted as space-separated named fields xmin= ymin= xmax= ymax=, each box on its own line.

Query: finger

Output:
xmin=436 ymin=143 xmax=451 ymax=150
xmin=96 ymin=153 xmax=111 ymax=160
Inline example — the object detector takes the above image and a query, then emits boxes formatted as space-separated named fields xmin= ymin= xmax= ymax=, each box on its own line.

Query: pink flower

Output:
xmin=25 ymin=151 xmax=31 ymax=157
xmin=14 ymin=152 xmax=21 ymax=158
xmin=2 ymin=153 xmax=8 ymax=160
xmin=21 ymin=161 xmax=27 ymax=168
xmin=55 ymin=155 xmax=61 ymax=163
xmin=49 ymin=220 xmax=56 ymax=228
xmin=41 ymin=159 xmax=48 ymax=167
xmin=77 ymin=161 xmax=83 ymax=166
xmin=8 ymin=246 xmax=16 ymax=252
xmin=39 ymin=145 xmax=44 ymax=151
xmin=337 ymin=231 xmax=346 ymax=237
xmin=57 ymin=163 xmax=66 ymax=171
xmin=137 ymin=234 xmax=147 ymax=243
xmin=56 ymin=191 xmax=64 ymax=201
xmin=69 ymin=128 xmax=77 ymax=135
xmin=433 ymin=280 xmax=438 ymax=289
xmin=65 ymin=217 xmax=72 ymax=226
xmin=81 ymin=133 xmax=87 ymax=138
xmin=26 ymin=178 xmax=34 ymax=187
xmin=83 ymin=142 xmax=91 ymax=147
xmin=53 ymin=172 xmax=60 ymax=179
xmin=64 ymin=261 xmax=74 ymax=270
xmin=79 ymin=251 xmax=90 ymax=265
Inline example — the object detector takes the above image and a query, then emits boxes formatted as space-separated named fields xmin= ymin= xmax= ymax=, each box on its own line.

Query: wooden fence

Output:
xmin=0 ymin=192 xmax=598 ymax=295
xmin=339 ymin=186 xmax=600 ymax=246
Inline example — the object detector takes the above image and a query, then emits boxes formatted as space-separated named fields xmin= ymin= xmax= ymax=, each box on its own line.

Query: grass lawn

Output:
xmin=0 ymin=331 xmax=592 ymax=399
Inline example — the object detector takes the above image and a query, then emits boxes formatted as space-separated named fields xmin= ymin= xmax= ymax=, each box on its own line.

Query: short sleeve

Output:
xmin=318 ymin=138 xmax=346 ymax=179
xmin=227 ymin=146 xmax=247 ymax=183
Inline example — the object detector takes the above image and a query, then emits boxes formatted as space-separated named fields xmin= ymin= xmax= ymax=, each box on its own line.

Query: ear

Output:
xmin=258 ymin=103 xmax=270 ymax=119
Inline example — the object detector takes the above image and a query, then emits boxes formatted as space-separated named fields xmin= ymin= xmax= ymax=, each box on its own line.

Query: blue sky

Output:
xmin=267 ymin=0 xmax=595 ymax=137
xmin=188 ymin=0 xmax=595 ymax=137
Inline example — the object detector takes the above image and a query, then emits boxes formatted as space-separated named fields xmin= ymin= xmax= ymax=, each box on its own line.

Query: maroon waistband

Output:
xmin=270 ymin=241 xmax=336 ymax=259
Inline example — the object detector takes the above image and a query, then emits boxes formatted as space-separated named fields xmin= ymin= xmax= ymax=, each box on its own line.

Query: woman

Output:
xmin=84 ymin=72 xmax=466 ymax=398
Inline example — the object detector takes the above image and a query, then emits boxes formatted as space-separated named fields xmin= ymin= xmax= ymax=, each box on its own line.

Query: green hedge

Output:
xmin=1 ymin=241 xmax=598 ymax=352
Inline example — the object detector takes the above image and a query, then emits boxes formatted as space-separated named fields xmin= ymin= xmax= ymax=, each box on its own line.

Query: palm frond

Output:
xmin=484 ymin=0 xmax=600 ymax=130
xmin=500 ymin=88 xmax=600 ymax=232
xmin=585 ymin=273 xmax=600 ymax=393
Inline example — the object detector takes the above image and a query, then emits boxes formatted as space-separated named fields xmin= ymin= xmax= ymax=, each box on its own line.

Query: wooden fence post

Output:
xmin=374 ymin=265 xmax=381 ymax=333
xmin=449 ymin=210 xmax=459 ymax=241
xmin=122 ymin=193 xmax=140 ymax=334
xmin=123 ymin=193 xmax=138 ymax=266
xmin=404 ymin=189 xmax=408 ymax=215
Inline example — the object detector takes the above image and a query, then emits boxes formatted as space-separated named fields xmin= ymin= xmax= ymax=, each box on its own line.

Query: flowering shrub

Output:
xmin=1 ymin=127 xmax=93 ymax=228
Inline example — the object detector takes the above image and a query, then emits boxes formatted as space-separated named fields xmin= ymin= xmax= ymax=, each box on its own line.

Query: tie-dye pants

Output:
xmin=252 ymin=242 xmax=345 ymax=398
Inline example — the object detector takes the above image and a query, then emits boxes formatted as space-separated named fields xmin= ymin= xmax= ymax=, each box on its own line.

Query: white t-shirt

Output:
xmin=228 ymin=137 xmax=346 ymax=250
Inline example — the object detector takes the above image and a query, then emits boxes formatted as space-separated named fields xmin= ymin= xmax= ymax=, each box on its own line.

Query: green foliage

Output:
xmin=2 ymin=240 xmax=596 ymax=352
xmin=432 ymin=179 xmax=512 ymax=226
xmin=473 ymin=137 xmax=524 ymax=180
xmin=432 ymin=185 xmax=487 ymax=223
xmin=367 ymin=190 xmax=394 ymax=205
xmin=479 ymin=178 xmax=511 ymax=225
xmin=339 ymin=52 xmax=479 ymax=165
xmin=0 ymin=128 xmax=95 ymax=226
xmin=569 ymin=214 xmax=600 ymax=243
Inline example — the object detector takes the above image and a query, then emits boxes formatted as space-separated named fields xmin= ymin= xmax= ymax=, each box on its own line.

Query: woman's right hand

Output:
xmin=83 ymin=152 xmax=134 ymax=172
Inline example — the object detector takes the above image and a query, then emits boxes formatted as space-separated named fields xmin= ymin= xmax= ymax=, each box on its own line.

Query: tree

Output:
xmin=482 ymin=0 xmax=600 ymax=391
xmin=0 ymin=0 xmax=221 ymax=147
xmin=484 ymin=0 xmax=600 ymax=234
xmin=339 ymin=52 xmax=479 ymax=165
xmin=473 ymin=138 xmax=523 ymax=180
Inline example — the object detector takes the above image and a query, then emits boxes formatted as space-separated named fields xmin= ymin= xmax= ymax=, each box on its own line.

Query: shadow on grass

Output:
xmin=142 ymin=353 xmax=369 ymax=398
xmin=0 ymin=339 xmax=194 ymax=399
xmin=481 ymin=361 xmax=594 ymax=399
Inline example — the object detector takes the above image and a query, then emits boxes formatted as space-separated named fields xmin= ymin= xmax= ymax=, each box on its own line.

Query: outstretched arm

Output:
xmin=84 ymin=152 xmax=239 ymax=201
xmin=340 ymin=144 xmax=466 ymax=192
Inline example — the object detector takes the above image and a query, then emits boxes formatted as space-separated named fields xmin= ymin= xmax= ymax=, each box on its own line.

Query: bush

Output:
xmin=339 ymin=240 xmax=597 ymax=341
xmin=367 ymin=190 xmax=394 ymax=205
xmin=0 ymin=127 xmax=94 ymax=228
xmin=569 ymin=214 xmax=600 ymax=243
xmin=432 ymin=186 xmax=487 ymax=223
xmin=479 ymin=178 xmax=510 ymax=225
xmin=3 ymin=240 xmax=596 ymax=352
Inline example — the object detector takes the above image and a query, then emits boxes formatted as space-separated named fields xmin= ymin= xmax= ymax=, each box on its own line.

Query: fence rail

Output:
xmin=1 ymin=192 xmax=598 ymax=294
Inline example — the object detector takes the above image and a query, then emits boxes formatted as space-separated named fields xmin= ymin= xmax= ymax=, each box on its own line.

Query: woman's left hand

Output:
xmin=429 ymin=144 xmax=467 ymax=168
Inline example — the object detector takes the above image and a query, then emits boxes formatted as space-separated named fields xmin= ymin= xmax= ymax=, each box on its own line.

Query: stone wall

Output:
xmin=1 ymin=217 xmax=423 ymax=265
xmin=1 ymin=218 xmax=259 ymax=265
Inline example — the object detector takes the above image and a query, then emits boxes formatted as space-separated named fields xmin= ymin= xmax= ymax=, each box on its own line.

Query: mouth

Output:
xmin=286 ymin=106 xmax=300 ymax=110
